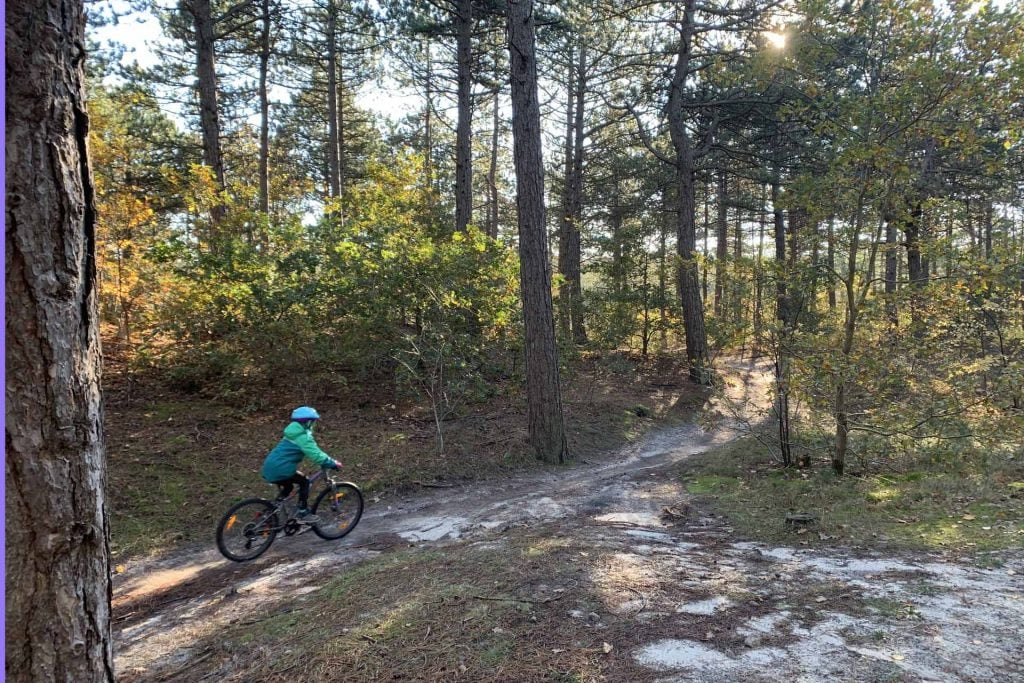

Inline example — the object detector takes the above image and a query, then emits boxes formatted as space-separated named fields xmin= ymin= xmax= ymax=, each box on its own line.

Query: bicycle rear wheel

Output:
xmin=216 ymin=498 xmax=279 ymax=561
xmin=311 ymin=483 xmax=364 ymax=540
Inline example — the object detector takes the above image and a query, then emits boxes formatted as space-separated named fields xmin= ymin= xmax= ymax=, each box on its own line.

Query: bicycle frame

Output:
xmin=260 ymin=469 xmax=338 ymax=530
xmin=272 ymin=469 xmax=328 ymax=504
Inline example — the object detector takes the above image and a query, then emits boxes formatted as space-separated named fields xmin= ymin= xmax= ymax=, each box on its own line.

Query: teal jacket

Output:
xmin=261 ymin=421 xmax=333 ymax=482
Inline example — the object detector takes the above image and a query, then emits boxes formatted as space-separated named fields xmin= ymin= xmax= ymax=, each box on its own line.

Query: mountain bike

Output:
xmin=215 ymin=466 xmax=364 ymax=562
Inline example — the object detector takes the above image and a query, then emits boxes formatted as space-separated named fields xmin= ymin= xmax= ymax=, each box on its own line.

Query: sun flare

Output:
xmin=765 ymin=31 xmax=787 ymax=49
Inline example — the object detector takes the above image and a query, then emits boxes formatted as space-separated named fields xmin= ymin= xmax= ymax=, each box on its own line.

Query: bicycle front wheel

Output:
xmin=311 ymin=483 xmax=364 ymax=540
xmin=216 ymin=498 xmax=279 ymax=562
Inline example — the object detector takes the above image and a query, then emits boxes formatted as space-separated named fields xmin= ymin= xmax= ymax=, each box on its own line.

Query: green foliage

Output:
xmin=138 ymin=154 xmax=521 ymax=400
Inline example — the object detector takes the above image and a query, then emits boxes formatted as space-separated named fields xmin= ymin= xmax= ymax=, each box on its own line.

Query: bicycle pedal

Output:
xmin=297 ymin=525 xmax=314 ymax=534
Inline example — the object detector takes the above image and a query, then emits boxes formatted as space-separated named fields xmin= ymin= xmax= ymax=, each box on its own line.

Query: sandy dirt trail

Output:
xmin=113 ymin=362 xmax=1024 ymax=682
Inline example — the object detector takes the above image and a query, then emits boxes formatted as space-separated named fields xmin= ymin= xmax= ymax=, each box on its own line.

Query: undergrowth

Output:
xmin=677 ymin=435 xmax=1024 ymax=554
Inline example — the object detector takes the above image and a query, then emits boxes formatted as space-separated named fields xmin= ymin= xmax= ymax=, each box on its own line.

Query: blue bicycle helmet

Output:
xmin=291 ymin=406 xmax=320 ymax=422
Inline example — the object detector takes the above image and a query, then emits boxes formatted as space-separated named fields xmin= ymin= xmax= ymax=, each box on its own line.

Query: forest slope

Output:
xmin=111 ymin=361 xmax=1024 ymax=682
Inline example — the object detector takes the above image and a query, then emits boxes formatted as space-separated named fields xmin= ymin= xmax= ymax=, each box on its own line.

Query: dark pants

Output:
xmin=272 ymin=472 xmax=310 ymax=509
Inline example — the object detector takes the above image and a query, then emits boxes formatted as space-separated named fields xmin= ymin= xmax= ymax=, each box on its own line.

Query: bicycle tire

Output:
xmin=216 ymin=498 xmax=280 ymax=562
xmin=311 ymin=482 xmax=364 ymax=540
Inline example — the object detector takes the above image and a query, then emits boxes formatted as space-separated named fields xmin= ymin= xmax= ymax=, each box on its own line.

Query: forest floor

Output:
xmin=109 ymin=359 xmax=1024 ymax=682
xmin=104 ymin=350 xmax=707 ymax=561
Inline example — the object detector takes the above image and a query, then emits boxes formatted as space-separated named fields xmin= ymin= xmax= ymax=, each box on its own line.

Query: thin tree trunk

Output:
xmin=702 ymin=183 xmax=709 ymax=302
xmin=984 ymin=199 xmax=993 ymax=260
xmin=610 ymin=179 xmax=624 ymax=298
xmin=557 ymin=43 xmax=576 ymax=339
xmin=487 ymin=86 xmax=500 ymax=238
xmin=6 ymin=0 xmax=113 ymax=676
xmin=733 ymin=185 xmax=749 ymax=327
xmin=641 ymin=250 xmax=651 ymax=357
xmin=424 ymin=43 xmax=434 ymax=196
xmin=903 ymin=200 xmax=926 ymax=332
xmin=921 ymin=209 xmax=931 ymax=280
xmin=660 ymin=189 xmax=671 ymax=348
xmin=772 ymin=174 xmax=788 ymax=326
xmin=827 ymin=217 xmax=836 ymax=312
xmin=965 ymin=197 xmax=975 ymax=254
xmin=568 ymin=44 xmax=587 ymax=345
xmin=338 ymin=60 xmax=347 ymax=199
xmin=946 ymin=210 xmax=955 ymax=277
xmin=326 ymin=0 xmax=341 ymax=200
xmin=454 ymin=0 xmax=473 ymax=232
xmin=258 ymin=0 xmax=271 ymax=218
xmin=809 ymin=219 xmax=820 ymax=312
xmin=834 ymin=191 xmax=866 ymax=477
xmin=834 ymin=184 xmax=883 ymax=476
xmin=734 ymin=178 xmax=743 ymax=263
xmin=714 ymin=169 xmax=728 ymax=317
xmin=733 ymin=181 xmax=744 ymax=326
xmin=507 ymin=0 xmax=569 ymax=463
xmin=771 ymin=170 xmax=793 ymax=467
xmin=884 ymin=219 xmax=898 ymax=327
xmin=753 ymin=184 xmax=766 ymax=351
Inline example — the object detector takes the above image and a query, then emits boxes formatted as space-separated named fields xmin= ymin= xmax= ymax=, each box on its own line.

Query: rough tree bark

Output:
xmin=507 ymin=0 xmax=569 ymax=463
xmin=326 ymin=0 xmax=341 ymax=200
xmin=190 ymin=0 xmax=226 ymax=224
xmin=424 ymin=42 xmax=435 ymax=198
xmin=901 ymin=200 xmax=926 ymax=332
xmin=5 ymin=0 xmax=113 ymax=679
xmin=338 ymin=59 xmax=348 ymax=196
xmin=454 ymin=0 xmax=473 ymax=233
xmin=667 ymin=0 xmax=712 ymax=384
xmin=258 ymin=0 xmax=272 ymax=216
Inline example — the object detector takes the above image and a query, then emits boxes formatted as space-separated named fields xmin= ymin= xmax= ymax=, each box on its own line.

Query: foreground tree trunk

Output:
xmin=507 ymin=0 xmax=569 ymax=463
xmin=5 ymin=0 xmax=113 ymax=679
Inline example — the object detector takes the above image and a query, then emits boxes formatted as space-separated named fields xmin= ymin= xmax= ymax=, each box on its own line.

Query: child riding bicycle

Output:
xmin=261 ymin=406 xmax=341 ymax=524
